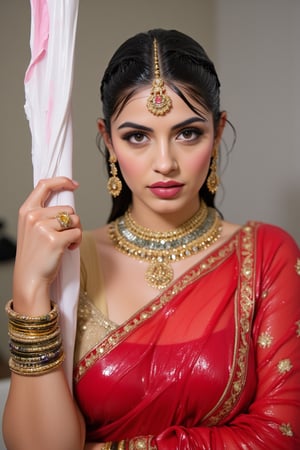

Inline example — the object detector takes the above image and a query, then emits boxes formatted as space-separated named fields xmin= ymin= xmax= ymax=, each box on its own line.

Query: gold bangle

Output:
xmin=8 ymin=351 xmax=65 ymax=376
xmin=110 ymin=442 xmax=118 ymax=450
xmin=8 ymin=318 xmax=58 ymax=331
xmin=103 ymin=442 xmax=112 ymax=450
xmin=10 ymin=347 xmax=62 ymax=364
xmin=8 ymin=311 xmax=58 ymax=326
xmin=8 ymin=323 xmax=58 ymax=338
xmin=5 ymin=300 xmax=59 ymax=323
xmin=9 ymin=337 xmax=62 ymax=355
xmin=8 ymin=326 xmax=61 ymax=343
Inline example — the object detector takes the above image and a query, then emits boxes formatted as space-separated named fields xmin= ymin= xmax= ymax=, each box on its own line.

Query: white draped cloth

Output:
xmin=24 ymin=0 xmax=80 ymax=389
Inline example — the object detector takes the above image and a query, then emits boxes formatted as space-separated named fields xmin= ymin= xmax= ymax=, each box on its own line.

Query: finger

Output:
xmin=35 ymin=205 xmax=75 ymax=218
xmin=67 ymin=228 xmax=82 ymax=250
xmin=31 ymin=215 xmax=82 ymax=251
xmin=23 ymin=177 xmax=79 ymax=209
xmin=52 ymin=223 xmax=82 ymax=251
xmin=18 ymin=205 xmax=75 ymax=236
xmin=53 ymin=212 xmax=80 ymax=232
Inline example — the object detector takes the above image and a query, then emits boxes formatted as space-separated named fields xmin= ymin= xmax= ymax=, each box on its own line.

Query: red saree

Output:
xmin=74 ymin=222 xmax=300 ymax=449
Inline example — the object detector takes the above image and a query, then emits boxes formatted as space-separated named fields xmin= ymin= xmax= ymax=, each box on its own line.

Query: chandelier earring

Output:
xmin=206 ymin=146 xmax=219 ymax=194
xmin=107 ymin=155 xmax=122 ymax=197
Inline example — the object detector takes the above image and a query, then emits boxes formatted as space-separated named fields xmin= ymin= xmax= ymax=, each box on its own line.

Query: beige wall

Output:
xmin=0 ymin=0 xmax=299 ymax=362
xmin=214 ymin=0 xmax=300 ymax=239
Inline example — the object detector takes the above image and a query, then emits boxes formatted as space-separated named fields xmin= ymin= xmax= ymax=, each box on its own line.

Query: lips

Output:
xmin=149 ymin=181 xmax=183 ymax=188
xmin=148 ymin=181 xmax=184 ymax=199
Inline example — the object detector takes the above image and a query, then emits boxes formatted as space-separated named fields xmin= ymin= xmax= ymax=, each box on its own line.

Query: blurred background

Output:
xmin=0 ymin=1 xmax=299 ymax=435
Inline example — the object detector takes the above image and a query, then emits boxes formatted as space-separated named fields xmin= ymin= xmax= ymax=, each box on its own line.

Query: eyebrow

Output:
xmin=117 ymin=116 xmax=207 ymax=132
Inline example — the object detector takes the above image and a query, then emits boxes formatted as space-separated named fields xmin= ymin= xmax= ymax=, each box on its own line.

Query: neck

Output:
xmin=129 ymin=199 xmax=202 ymax=232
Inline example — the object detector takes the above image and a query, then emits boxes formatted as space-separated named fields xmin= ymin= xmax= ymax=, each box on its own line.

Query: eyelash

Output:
xmin=176 ymin=127 xmax=204 ymax=142
xmin=122 ymin=132 xmax=148 ymax=144
xmin=121 ymin=127 xmax=204 ymax=145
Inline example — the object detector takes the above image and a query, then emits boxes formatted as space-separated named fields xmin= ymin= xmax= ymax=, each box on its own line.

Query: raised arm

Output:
xmin=2 ymin=177 xmax=85 ymax=450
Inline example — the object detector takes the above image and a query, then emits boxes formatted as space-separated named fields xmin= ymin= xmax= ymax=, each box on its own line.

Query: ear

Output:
xmin=214 ymin=111 xmax=227 ymax=147
xmin=97 ymin=118 xmax=115 ymax=155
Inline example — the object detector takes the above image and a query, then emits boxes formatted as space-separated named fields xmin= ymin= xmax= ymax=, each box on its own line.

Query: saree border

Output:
xmin=201 ymin=222 xmax=257 ymax=425
xmin=74 ymin=229 xmax=240 ymax=383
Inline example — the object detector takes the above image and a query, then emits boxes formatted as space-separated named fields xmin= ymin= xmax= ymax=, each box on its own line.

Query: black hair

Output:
xmin=98 ymin=29 xmax=223 ymax=222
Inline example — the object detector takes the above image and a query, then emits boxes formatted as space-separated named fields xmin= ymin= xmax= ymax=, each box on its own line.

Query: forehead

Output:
xmin=112 ymin=86 xmax=212 ymax=125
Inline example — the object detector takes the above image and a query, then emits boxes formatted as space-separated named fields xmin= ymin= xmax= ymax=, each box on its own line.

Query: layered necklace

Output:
xmin=109 ymin=200 xmax=222 ymax=290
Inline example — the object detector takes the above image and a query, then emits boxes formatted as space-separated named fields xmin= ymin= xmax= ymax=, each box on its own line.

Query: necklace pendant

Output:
xmin=145 ymin=261 xmax=174 ymax=290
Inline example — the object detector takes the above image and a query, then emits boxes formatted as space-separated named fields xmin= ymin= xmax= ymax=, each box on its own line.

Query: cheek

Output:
xmin=186 ymin=150 xmax=211 ymax=178
xmin=116 ymin=153 xmax=140 ymax=186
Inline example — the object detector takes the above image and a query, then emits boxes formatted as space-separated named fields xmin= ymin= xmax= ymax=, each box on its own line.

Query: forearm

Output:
xmin=3 ymin=368 xmax=85 ymax=450
xmin=2 ymin=178 xmax=83 ymax=449
xmin=3 ymin=294 xmax=85 ymax=450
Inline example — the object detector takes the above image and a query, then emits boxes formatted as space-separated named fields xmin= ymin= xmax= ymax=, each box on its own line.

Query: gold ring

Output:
xmin=56 ymin=211 xmax=72 ymax=229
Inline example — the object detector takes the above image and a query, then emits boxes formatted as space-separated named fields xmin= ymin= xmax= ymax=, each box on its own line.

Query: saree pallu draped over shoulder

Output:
xmin=74 ymin=222 xmax=300 ymax=449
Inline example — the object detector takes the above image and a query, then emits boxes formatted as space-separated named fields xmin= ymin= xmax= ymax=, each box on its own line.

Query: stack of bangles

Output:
xmin=5 ymin=300 xmax=64 ymax=376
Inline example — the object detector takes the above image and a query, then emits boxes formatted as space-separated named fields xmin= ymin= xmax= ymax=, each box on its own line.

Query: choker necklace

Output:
xmin=109 ymin=201 xmax=222 ymax=290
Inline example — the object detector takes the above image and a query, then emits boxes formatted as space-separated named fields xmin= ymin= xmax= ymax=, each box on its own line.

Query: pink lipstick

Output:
xmin=148 ymin=181 xmax=184 ymax=199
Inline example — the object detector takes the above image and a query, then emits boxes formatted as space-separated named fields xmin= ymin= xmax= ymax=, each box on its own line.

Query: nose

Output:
xmin=153 ymin=139 xmax=178 ymax=174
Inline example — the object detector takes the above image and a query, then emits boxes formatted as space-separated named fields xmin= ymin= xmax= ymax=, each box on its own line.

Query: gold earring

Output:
xmin=207 ymin=146 xmax=219 ymax=194
xmin=107 ymin=155 xmax=122 ymax=197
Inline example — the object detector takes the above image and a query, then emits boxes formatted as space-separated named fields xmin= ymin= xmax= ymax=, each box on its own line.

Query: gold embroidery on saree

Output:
xmin=128 ymin=436 xmax=157 ymax=449
xmin=277 ymin=359 xmax=293 ymax=374
xmin=257 ymin=331 xmax=273 ymax=348
xmin=202 ymin=223 xmax=256 ymax=426
xmin=279 ymin=423 xmax=293 ymax=437
xmin=296 ymin=320 xmax=300 ymax=338
xmin=295 ymin=258 xmax=300 ymax=275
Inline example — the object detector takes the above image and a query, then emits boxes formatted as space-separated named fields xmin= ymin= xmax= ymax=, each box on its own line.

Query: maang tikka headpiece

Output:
xmin=146 ymin=39 xmax=172 ymax=116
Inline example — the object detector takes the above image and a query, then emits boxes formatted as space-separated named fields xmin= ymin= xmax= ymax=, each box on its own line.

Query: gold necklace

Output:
xmin=109 ymin=200 xmax=222 ymax=289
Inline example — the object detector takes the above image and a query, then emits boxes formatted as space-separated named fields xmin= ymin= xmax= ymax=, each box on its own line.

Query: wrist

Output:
xmin=13 ymin=282 xmax=51 ymax=316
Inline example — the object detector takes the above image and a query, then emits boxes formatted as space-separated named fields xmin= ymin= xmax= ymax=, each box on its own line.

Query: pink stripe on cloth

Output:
xmin=24 ymin=0 xmax=80 ymax=390
xmin=24 ymin=0 xmax=49 ymax=83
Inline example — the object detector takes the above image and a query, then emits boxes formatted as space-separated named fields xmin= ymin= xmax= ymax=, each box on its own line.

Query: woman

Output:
xmin=3 ymin=29 xmax=300 ymax=450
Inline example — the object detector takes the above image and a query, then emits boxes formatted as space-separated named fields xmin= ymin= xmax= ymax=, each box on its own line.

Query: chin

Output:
xmin=152 ymin=199 xmax=199 ymax=219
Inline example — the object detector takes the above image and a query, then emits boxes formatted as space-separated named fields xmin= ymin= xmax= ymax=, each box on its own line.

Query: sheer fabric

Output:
xmin=74 ymin=222 xmax=300 ymax=449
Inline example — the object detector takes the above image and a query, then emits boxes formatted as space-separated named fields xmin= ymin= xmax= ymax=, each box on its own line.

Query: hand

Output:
xmin=13 ymin=177 xmax=82 ymax=313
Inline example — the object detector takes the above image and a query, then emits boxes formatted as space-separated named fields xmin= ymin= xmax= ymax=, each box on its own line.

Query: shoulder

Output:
xmin=249 ymin=221 xmax=299 ymax=252
xmin=79 ymin=226 xmax=108 ymax=268
xmin=245 ymin=222 xmax=299 ymax=279
xmin=80 ymin=225 xmax=113 ymax=273
xmin=79 ymin=226 xmax=111 ymax=292
xmin=80 ymin=225 xmax=111 ymax=252
xmin=219 ymin=220 xmax=298 ymax=254
xmin=79 ymin=230 xmax=97 ymax=265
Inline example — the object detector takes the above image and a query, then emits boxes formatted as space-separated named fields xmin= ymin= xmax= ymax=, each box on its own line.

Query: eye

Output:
xmin=122 ymin=131 xmax=148 ymax=144
xmin=177 ymin=128 xmax=203 ymax=142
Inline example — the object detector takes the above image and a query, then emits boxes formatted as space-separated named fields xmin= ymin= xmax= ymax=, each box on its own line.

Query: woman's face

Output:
xmin=100 ymin=86 xmax=225 ymax=228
